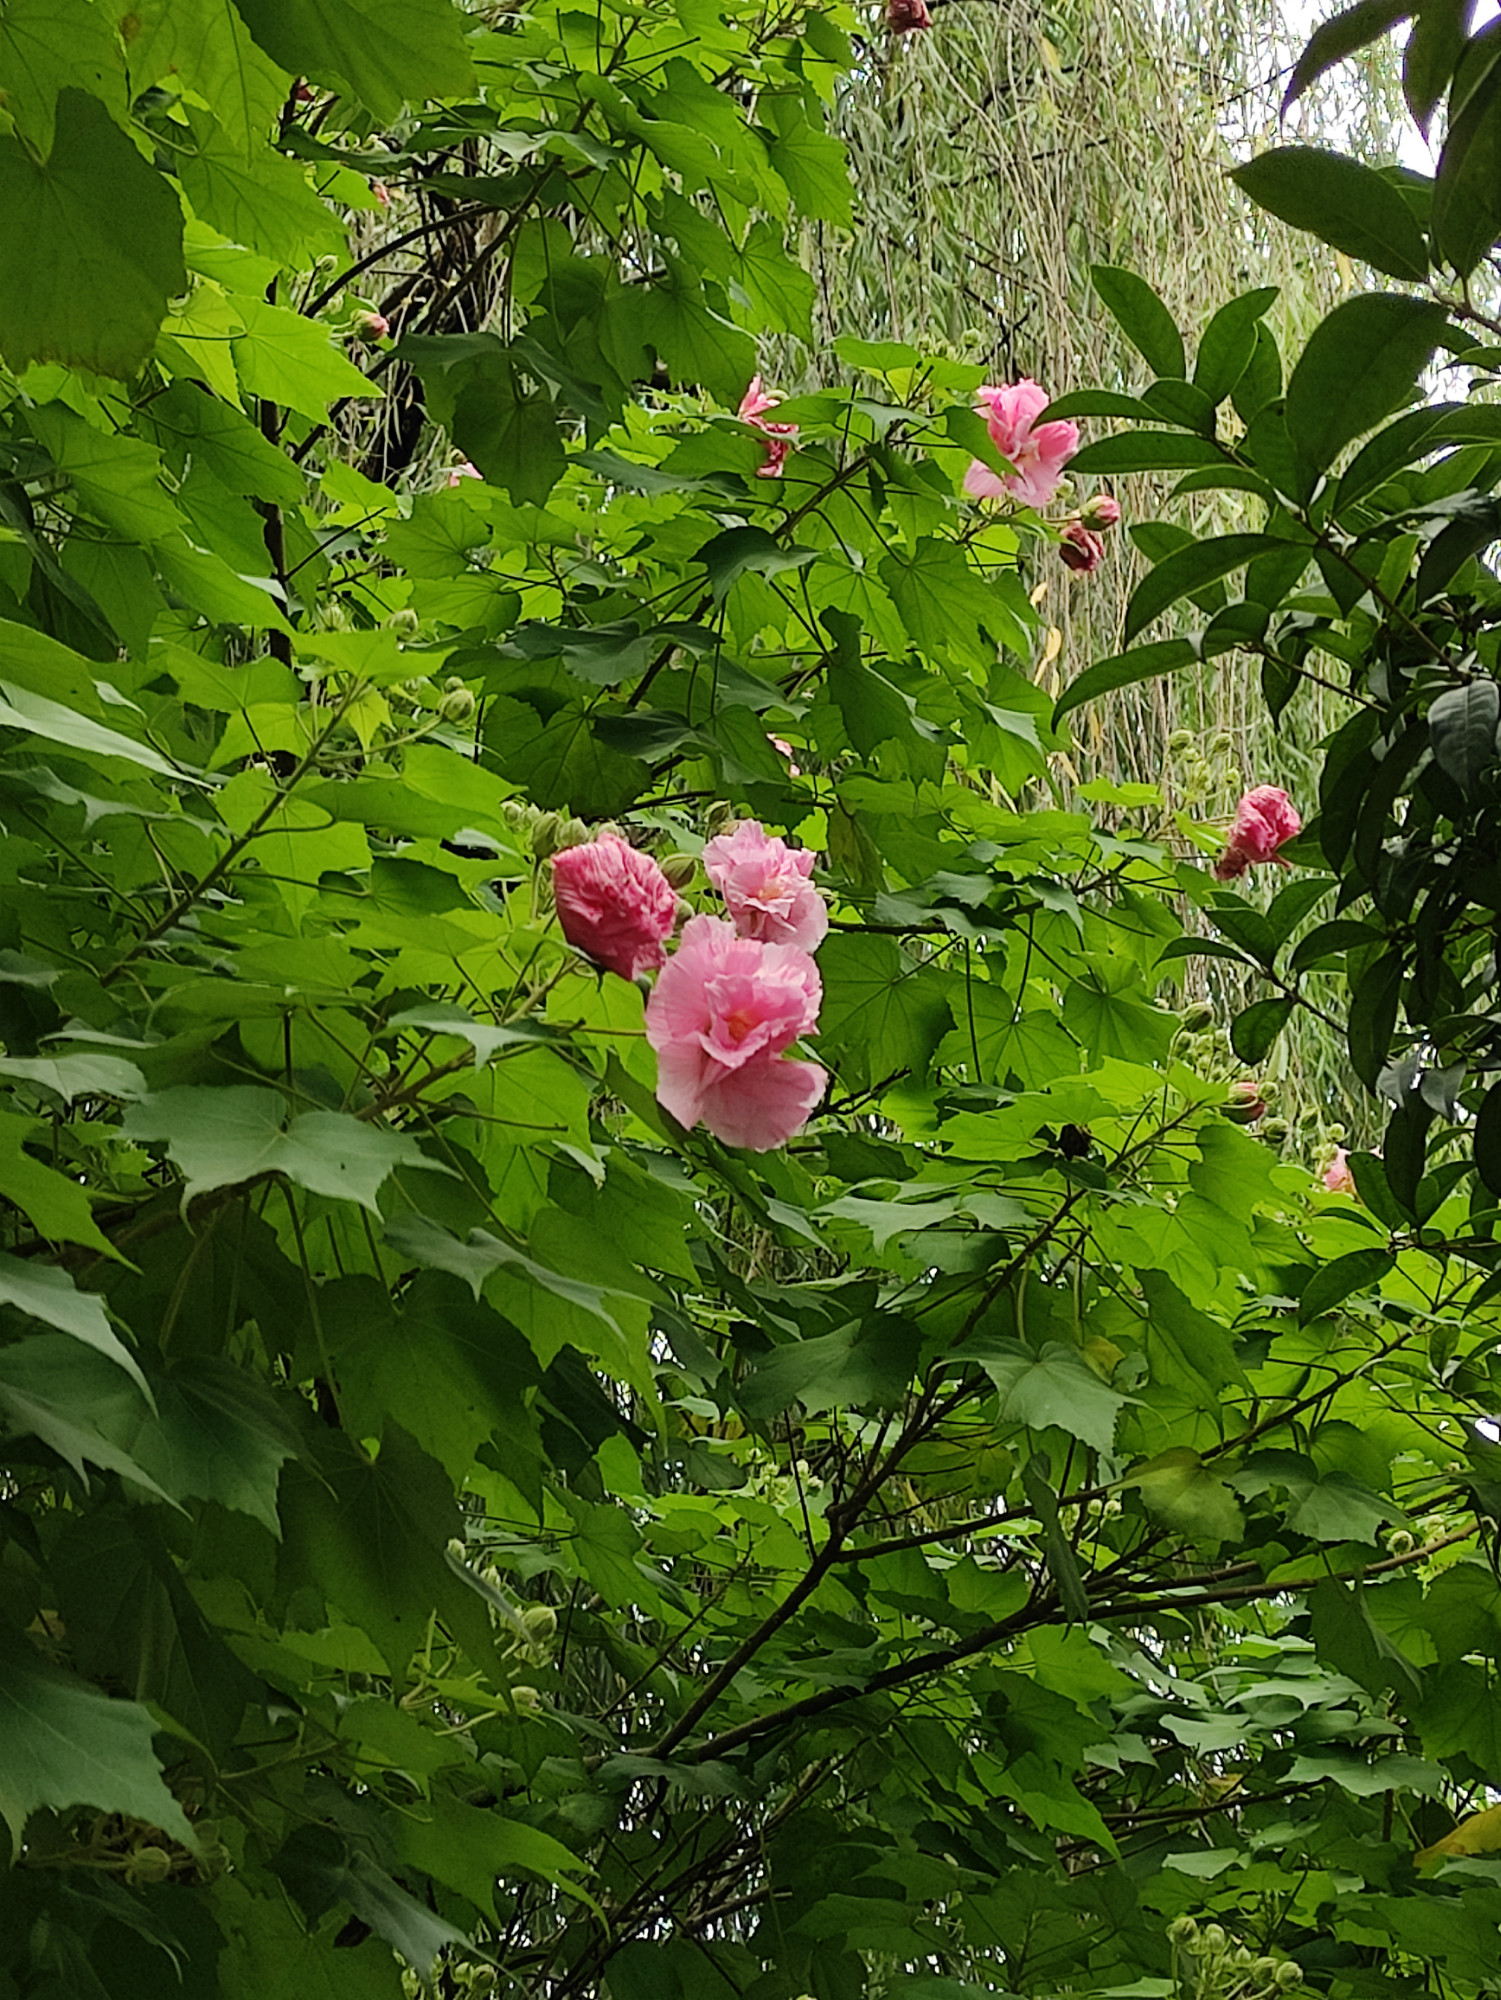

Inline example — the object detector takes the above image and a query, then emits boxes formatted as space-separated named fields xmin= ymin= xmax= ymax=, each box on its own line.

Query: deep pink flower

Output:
xmin=887 ymin=0 xmax=932 ymax=28
xmin=1323 ymin=1146 xmax=1356 ymax=1196
xmin=1213 ymin=786 xmax=1301 ymax=881
xmin=962 ymin=379 xmax=1079 ymax=509
xmin=1059 ymin=522 xmax=1105 ymax=574
xmin=738 ymin=375 xmax=799 ymax=480
xmin=702 ymin=821 xmax=827 ymax=952
xmin=645 ymin=915 xmax=826 ymax=1149
xmin=1081 ymin=493 xmax=1121 ymax=530
xmin=552 ymin=835 xmax=677 ymax=981
xmin=1225 ymin=1080 xmax=1266 ymax=1125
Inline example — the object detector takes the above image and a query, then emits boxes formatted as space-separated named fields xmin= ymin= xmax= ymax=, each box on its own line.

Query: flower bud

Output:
xmin=1181 ymin=1001 xmax=1215 ymax=1033
xmin=531 ymin=812 xmax=566 ymax=860
xmin=660 ymin=853 xmax=697 ymax=890
xmin=1168 ymin=1916 xmax=1199 ymax=1944
xmin=1059 ymin=521 xmax=1106 ymax=574
xmin=1387 ymin=1528 xmax=1416 ymax=1557
xmin=1202 ymin=1925 xmax=1227 ymax=1954
xmin=1224 ymin=1079 xmax=1266 ymax=1125
xmin=1253 ymin=1959 xmax=1279 ymax=1983
xmin=502 ymin=801 xmax=531 ymax=830
xmin=522 ymin=1603 xmax=558 ymax=1641
xmin=126 ymin=1846 xmax=173 ymax=1885
xmin=439 ymin=687 xmax=476 ymax=725
xmin=704 ymin=800 xmax=735 ymax=836
xmin=1275 ymin=1965 xmax=1302 ymax=1990
xmin=1080 ymin=493 xmax=1122 ymax=531
xmin=510 ymin=1685 xmax=542 ymax=1713
xmin=385 ymin=607 xmax=420 ymax=637
xmin=1168 ymin=729 xmax=1194 ymax=752
xmin=354 ymin=310 xmax=389 ymax=340
xmin=1261 ymin=1117 xmax=1290 ymax=1142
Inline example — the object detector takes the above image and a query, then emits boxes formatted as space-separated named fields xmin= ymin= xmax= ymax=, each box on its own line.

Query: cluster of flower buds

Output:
xmin=1060 ymin=492 xmax=1122 ymax=574
xmin=551 ymin=822 xmax=829 ymax=1150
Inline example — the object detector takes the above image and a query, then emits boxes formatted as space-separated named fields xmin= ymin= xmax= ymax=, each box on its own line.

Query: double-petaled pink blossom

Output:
xmin=738 ymin=376 xmax=798 ymax=479
xmin=702 ymin=821 xmax=827 ymax=953
xmin=552 ymin=835 xmax=677 ymax=981
xmin=1213 ymin=786 xmax=1301 ymax=882
xmin=962 ymin=379 xmax=1079 ymax=509
xmin=646 ymin=916 xmax=826 ymax=1150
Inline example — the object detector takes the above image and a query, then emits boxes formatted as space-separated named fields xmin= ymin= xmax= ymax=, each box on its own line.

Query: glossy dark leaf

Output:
xmin=1428 ymin=679 xmax=1501 ymax=795
xmin=1089 ymin=265 xmax=1185 ymax=378
xmin=1282 ymin=0 xmax=1416 ymax=111
xmin=1230 ymin=995 xmax=1294 ymax=1063
xmin=1299 ymin=1247 xmax=1395 ymax=1322
xmin=1285 ymin=293 xmax=1449 ymax=496
xmin=1232 ymin=148 xmax=1428 ymax=279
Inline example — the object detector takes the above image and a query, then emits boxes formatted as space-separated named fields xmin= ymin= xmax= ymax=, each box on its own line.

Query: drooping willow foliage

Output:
xmin=808 ymin=0 xmax=1410 ymax=1151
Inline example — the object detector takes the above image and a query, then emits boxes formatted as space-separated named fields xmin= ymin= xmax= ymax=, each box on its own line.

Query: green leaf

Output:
xmin=1066 ymin=432 xmax=1227 ymax=475
xmin=29 ymin=403 xmax=181 ymax=542
xmin=0 ymin=1337 xmax=174 ymax=1495
xmin=396 ymin=1791 xmax=598 ymax=1914
xmin=0 ymin=88 xmax=185 ymax=377
xmin=123 ymin=1360 xmax=301 ymax=1537
xmin=0 ymin=1252 xmax=146 ymax=1397
xmin=0 ymin=0 xmax=125 ymax=150
xmin=231 ymin=297 xmax=378 ymax=423
xmin=1282 ymin=0 xmax=1415 ymax=111
xmin=231 ymin=0 xmax=475 ymax=123
xmin=0 ymin=678 xmax=182 ymax=777
xmin=453 ymin=356 xmax=566 ymax=508
xmin=1193 ymin=288 xmax=1279 ymax=405
xmin=1053 ymin=639 xmax=1198 ymax=721
xmin=1285 ymin=292 xmax=1448 ymax=495
xmin=819 ymin=935 xmax=952 ymax=1087
xmin=1125 ymin=534 xmax=1291 ymax=643
xmin=128 ymin=0 xmax=289 ymax=154
xmin=1428 ymin=677 xmax=1501 ymax=795
xmin=1090 ymin=265 xmax=1185 ymax=378
xmin=0 ymin=1112 xmax=120 ymax=1257
xmin=0 ymin=1619 xmax=195 ymax=1852
xmin=1474 ymin=1079 xmax=1501 ymax=1196
xmin=1431 ymin=62 xmax=1501 ymax=275
xmin=269 ymin=1825 xmax=468 ymax=1975
xmin=1231 ymin=148 xmax=1428 ymax=280
xmin=693 ymin=524 xmax=817 ymax=597
xmin=121 ymin=1086 xmax=434 ymax=1212
xmin=1299 ymin=1247 xmax=1395 ymax=1322
xmin=1230 ymin=996 xmax=1294 ymax=1065
xmin=180 ymin=116 xmax=345 ymax=265
xmin=1127 ymin=1450 xmax=1244 ymax=1545
xmin=1405 ymin=0 xmax=1473 ymax=133
xmin=969 ymin=1340 xmax=1125 ymax=1455
xmin=1348 ymin=949 xmax=1403 ymax=1090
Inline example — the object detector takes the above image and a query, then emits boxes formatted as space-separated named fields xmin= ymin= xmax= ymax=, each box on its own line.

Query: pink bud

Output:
xmin=1081 ymin=493 xmax=1121 ymax=531
xmin=769 ymin=736 xmax=802 ymax=777
xmin=445 ymin=461 xmax=481 ymax=487
xmin=1323 ymin=1146 xmax=1357 ymax=1196
xmin=552 ymin=835 xmax=678 ymax=981
xmin=1059 ymin=522 xmax=1105 ymax=574
xmin=355 ymin=311 xmax=389 ymax=340
xmin=1213 ymin=785 xmax=1301 ymax=881
xmin=371 ymin=181 xmax=391 ymax=209
xmin=293 ymin=80 xmax=315 ymax=104
xmin=887 ymin=0 xmax=932 ymax=28
xmin=1224 ymin=1080 xmax=1266 ymax=1124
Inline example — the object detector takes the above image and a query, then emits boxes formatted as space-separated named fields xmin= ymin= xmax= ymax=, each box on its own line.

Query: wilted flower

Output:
xmin=1213 ymin=785 xmax=1301 ymax=881
xmin=1323 ymin=1146 xmax=1357 ymax=1196
xmin=738 ymin=375 xmax=799 ymax=479
xmin=1081 ymin=492 xmax=1121 ymax=530
xmin=702 ymin=821 xmax=828 ymax=952
xmin=552 ymin=835 xmax=678 ymax=981
xmin=887 ymin=0 xmax=932 ymax=28
xmin=646 ymin=915 xmax=826 ymax=1150
xmin=962 ymin=379 xmax=1079 ymax=508
xmin=1059 ymin=521 xmax=1105 ymax=573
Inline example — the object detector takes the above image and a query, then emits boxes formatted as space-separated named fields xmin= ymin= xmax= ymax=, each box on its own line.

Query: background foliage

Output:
xmin=3 ymin=3 xmax=1501 ymax=1999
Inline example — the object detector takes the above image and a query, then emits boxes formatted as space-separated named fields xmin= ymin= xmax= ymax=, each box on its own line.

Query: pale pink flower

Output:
xmin=1323 ymin=1146 xmax=1357 ymax=1196
xmin=445 ymin=461 xmax=481 ymax=487
xmin=552 ymin=835 xmax=677 ymax=981
xmin=769 ymin=735 xmax=802 ymax=777
xmin=1213 ymin=785 xmax=1301 ymax=881
xmin=1081 ymin=493 xmax=1122 ymax=530
xmin=738 ymin=375 xmax=798 ymax=480
xmin=962 ymin=379 xmax=1079 ymax=509
xmin=645 ymin=915 xmax=826 ymax=1150
xmin=887 ymin=0 xmax=932 ymax=28
xmin=702 ymin=821 xmax=827 ymax=952
xmin=372 ymin=181 xmax=391 ymax=209
xmin=1059 ymin=522 xmax=1105 ymax=574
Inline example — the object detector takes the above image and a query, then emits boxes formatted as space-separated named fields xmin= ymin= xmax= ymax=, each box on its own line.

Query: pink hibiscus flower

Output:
xmin=552 ymin=835 xmax=677 ymax=981
xmin=962 ymin=379 xmax=1079 ymax=508
xmin=1213 ymin=786 xmax=1301 ymax=882
xmin=701 ymin=821 xmax=827 ymax=952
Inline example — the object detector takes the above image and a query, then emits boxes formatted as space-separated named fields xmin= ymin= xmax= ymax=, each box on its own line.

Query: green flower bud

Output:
xmin=126 ymin=1846 xmax=173 ymax=1885
xmin=563 ymin=818 xmax=591 ymax=849
xmin=1275 ymin=1965 xmax=1302 ymax=1990
xmin=704 ymin=801 xmax=735 ymax=836
xmin=1202 ymin=1925 xmax=1227 ymax=1954
xmin=1387 ymin=1528 xmax=1416 ymax=1557
xmin=1168 ymin=1916 xmax=1199 ymax=1944
xmin=1253 ymin=1959 xmax=1279 ymax=1982
xmin=522 ymin=1603 xmax=558 ymax=1642
xmin=1181 ymin=1002 xmax=1215 ymax=1033
xmin=1168 ymin=730 xmax=1194 ymax=753
xmin=386 ymin=607 xmax=420 ymax=637
xmin=1261 ymin=1117 xmax=1290 ymax=1142
xmin=501 ymin=801 xmax=531 ymax=830
xmin=439 ymin=687 xmax=476 ymax=725
xmin=531 ymin=812 xmax=566 ymax=860
xmin=660 ymin=854 xmax=697 ymax=890
xmin=510 ymin=1684 xmax=542 ymax=1713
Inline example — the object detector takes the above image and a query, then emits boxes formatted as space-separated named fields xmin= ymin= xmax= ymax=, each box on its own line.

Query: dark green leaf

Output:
xmin=1052 ymin=639 xmax=1197 ymax=721
xmin=694 ymin=524 xmax=817 ymax=597
xmin=1231 ymin=996 xmax=1294 ymax=1064
xmin=1282 ymin=0 xmax=1416 ymax=111
xmin=1125 ymin=535 xmax=1291 ymax=643
xmin=1193 ymin=287 xmax=1279 ymax=405
xmin=1067 ymin=432 xmax=1227 ymax=475
xmin=1285 ymin=293 xmax=1449 ymax=495
xmin=1348 ymin=951 xmax=1404 ymax=1089
xmin=1299 ymin=1246 xmax=1394 ymax=1321
xmin=1089 ymin=265 xmax=1186 ymax=378
xmin=1428 ymin=679 xmax=1500 ymax=794
xmin=231 ymin=0 xmax=474 ymax=123
xmin=1231 ymin=148 xmax=1428 ymax=279
xmin=1405 ymin=0 xmax=1474 ymax=132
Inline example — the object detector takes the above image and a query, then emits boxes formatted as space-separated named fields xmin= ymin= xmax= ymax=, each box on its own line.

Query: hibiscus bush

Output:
xmin=4 ymin=4 xmax=1501 ymax=2000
